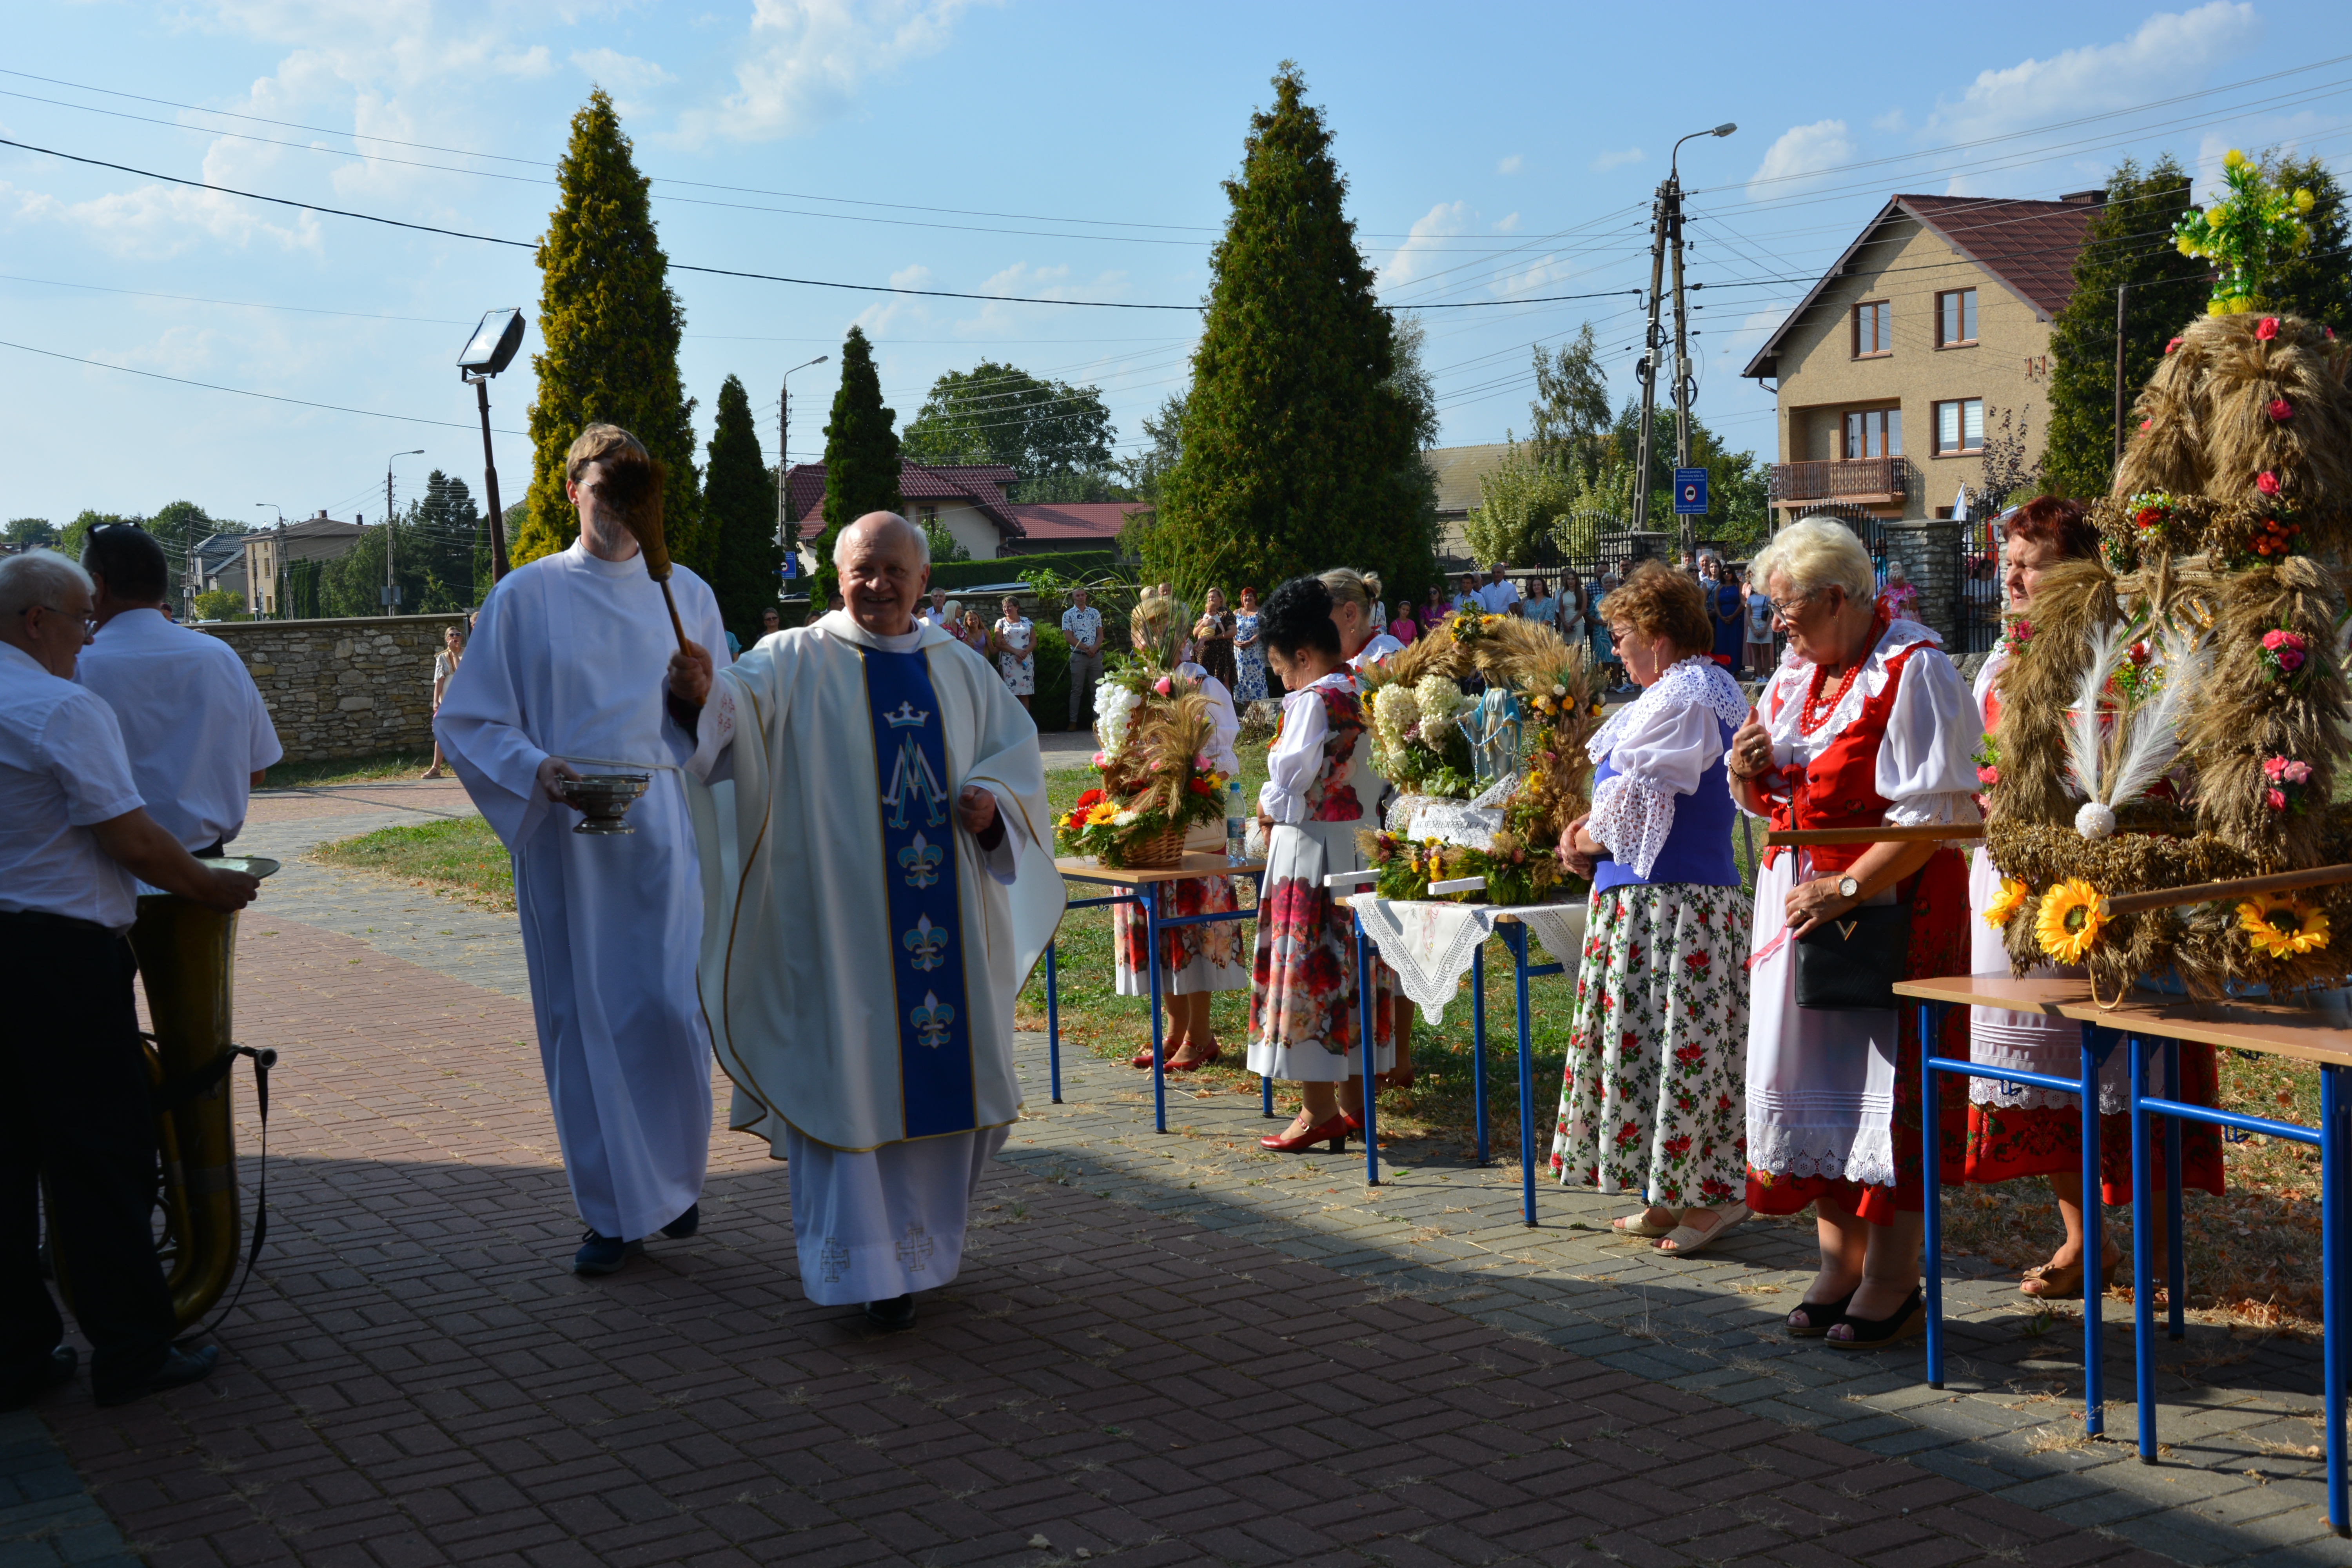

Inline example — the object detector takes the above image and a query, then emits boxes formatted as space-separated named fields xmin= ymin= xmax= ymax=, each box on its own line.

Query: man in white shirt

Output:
xmin=1 ymin=550 xmax=258 ymax=1411
xmin=918 ymin=587 xmax=951 ymax=628
xmin=1452 ymin=572 xmax=1484 ymax=615
xmin=1059 ymin=585 xmax=1103 ymax=728
xmin=1478 ymin=565 xmax=1522 ymax=615
xmin=76 ymin=525 xmax=282 ymax=855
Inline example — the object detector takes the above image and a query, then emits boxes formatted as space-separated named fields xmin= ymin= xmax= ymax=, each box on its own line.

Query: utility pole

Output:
xmin=1667 ymin=183 xmax=1698 ymax=561
xmin=775 ymin=355 xmax=829 ymax=563
xmin=1634 ymin=124 xmax=1736 ymax=554
xmin=385 ymin=449 xmax=422 ymax=616
xmin=2113 ymin=281 xmax=2131 ymax=472
xmin=1629 ymin=192 xmax=1669 ymax=542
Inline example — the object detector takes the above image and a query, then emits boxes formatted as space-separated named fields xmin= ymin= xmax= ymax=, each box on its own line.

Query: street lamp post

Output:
xmin=1632 ymin=121 xmax=1736 ymax=556
xmin=776 ymin=355 xmax=830 ymax=569
xmin=386 ymin=449 xmax=424 ymax=616
xmin=254 ymin=504 xmax=283 ymax=618
xmin=457 ymin=309 xmax=528 ymax=584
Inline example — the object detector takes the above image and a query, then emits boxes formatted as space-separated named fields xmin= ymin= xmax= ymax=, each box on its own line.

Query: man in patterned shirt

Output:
xmin=1060 ymin=585 xmax=1103 ymax=729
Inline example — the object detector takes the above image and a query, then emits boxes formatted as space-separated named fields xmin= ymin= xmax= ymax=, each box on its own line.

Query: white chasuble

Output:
xmin=434 ymin=541 xmax=731 ymax=1241
xmin=682 ymin=613 xmax=1061 ymax=1305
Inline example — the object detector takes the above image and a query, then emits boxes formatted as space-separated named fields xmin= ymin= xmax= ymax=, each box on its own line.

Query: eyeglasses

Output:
xmin=21 ymin=604 xmax=97 ymax=630
xmin=1768 ymin=590 xmax=1818 ymax=621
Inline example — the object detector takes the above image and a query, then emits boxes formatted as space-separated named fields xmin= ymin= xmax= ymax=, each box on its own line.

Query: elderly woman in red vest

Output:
xmin=1726 ymin=516 xmax=1980 ymax=1349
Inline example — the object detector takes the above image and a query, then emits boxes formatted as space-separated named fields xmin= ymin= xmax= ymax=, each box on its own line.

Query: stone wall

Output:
xmin=199 ymin=614 xmax=459 ymax=762
xmin=1880 ymin=517 xmax=1960 ymax=645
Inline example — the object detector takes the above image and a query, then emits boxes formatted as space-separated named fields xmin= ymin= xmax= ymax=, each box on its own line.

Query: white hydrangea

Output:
xmin=1370 ymin=682 xmax=1420 ymax=759
xmin=1093 ymin=682 xmax=1143 ymax=759
xmin=1412 ymin=675 xmax=1467 ymax=731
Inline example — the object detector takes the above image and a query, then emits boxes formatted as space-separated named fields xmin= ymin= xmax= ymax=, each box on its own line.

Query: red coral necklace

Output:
xmin=1798 ymin=614 xmax=1888 ymax=735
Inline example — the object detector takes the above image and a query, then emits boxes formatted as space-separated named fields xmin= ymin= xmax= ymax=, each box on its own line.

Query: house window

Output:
xmin=1852 ymin=300 xmax=1891 ymax=358
xmin=918 ymin=505 xmax=938 ymax=523
xmin=1936 ymin=288 xmax=1978 ymax=347
xmin=1934 ymin=398 xmax=1985 ymax=455
xmin=1843 ymin=408 xmax=1901 ymax=459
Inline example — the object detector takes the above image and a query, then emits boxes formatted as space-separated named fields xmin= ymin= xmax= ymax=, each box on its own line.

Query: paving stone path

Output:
xmin=3 ymin=781 xmax=2340 ymax=1568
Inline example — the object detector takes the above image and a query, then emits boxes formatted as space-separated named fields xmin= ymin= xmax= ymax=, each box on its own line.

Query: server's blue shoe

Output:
xmin=573 ymin=1230 xmax=643 ymax=1276
xmin=661 ymin=1202 xmax=699 ymax=1239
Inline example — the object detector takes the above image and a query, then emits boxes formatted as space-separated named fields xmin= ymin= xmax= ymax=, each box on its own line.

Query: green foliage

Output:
xmin=1527 ymin=323 xmax=1614 ymax=476
xmin=1029 ymin=624 xmax=1074 ymax=731
xmin=1017 ymin=468 xmax=1136 ymax=503
xmin=320 ymin=472 xmax=480 ymax=617
xmin=704 ymin=374 xmax=784 ymax=643
xmin=284 ymin=557 xmax=323 ymax=620
xmin=919 ymin=517 xmax=971 ymax=563
xmin=519 ymin=88 xmax=702 ymax=570
xmin=1145 ymin=64 xmax=1441 ymax=612
xmin=926 ymin=550 xmax=1115 ymax=592
xmin=192 ymin=588 xmax=245 ymax=621
xmin=4 ymin=517 xmax=55 ymax=548
xmin=900 ymin=359 xmax=1115 ymax=491
xmin=1122 ymin=392 xmax=1185 ymax=505
xmin=1604 ymin=399 xmax=1769 ymax=550
xmin=815 ymin=325 xmax=902 ymax=604
xmin=2260 ymin=153 xmax=2351 ymax=331
xmin=2044 ymin=156 xmax=2205 ymax=500
xmin=59 ymin=510 xmax=132 ymax=563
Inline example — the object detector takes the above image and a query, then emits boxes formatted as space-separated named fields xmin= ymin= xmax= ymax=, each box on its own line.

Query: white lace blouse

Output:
xmin=1257 ymin=671 xmax=1352 ymax=826
xmin=1174 ymin=660 xmax=1240 ymax=776
xmin=1745 ymin=618 xmax=1982 ymax=831
xmin=1583 ymin=656 xmax=1748 ymax=880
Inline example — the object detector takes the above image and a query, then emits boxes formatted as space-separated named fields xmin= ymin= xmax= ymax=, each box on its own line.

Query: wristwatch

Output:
xmin=1836 ymin=875 xmax=1860 ymax=899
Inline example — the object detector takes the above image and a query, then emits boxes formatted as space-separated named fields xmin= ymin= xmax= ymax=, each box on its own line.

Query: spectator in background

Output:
xmin=1388 ymin=597 xmax=1419 ymax=646
xmin=1453 ymin=572 xmax=1484 ymax=615
xmin=76 ymin=525 xmax=283 ymax=840
xmin=1878 ymin=560 xmax=1920 ymax=624
xmin=1557 ymin=569 xmax=1588 ymax=648
xmin=2 ymin=548 xmax=258 ymax=1409
xmin=826 ymin=589 xmax=844 ymax=613
xmin=1479 ymin=564 xmax=1521 ymax=615
xmin=1592 ymin=568 xmax=1623 ymax=687
xmin=990 ymin=595 xmax=1035 ymax=713
xmin=1700 ymin=553 xmax=1745 ymax=673
xmin=421 ymin=625 xmax=464 ymax=778
xmin=1232 ymin=585 xmax=1267 ymax=702
xmin=1743 ymin=570 xmax=1777 ymax=675
xmin=760 ymin=606 xmax=781 ymax=639
xmin=1192 ymin=586 xmax=1237 ymax=691
xmin=1522 ymin=575 xmax=1558 ymax=638
xmin=1060 ymin=584 xmax=1104 ymax=729
xmin=919 ymin=586 xmax=951 ymax=628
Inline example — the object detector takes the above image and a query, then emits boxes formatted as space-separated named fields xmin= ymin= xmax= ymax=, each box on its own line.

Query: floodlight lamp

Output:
xmin=1713 ymin=123 xmax=1737 ymax=137
xmin=458 ymin=309 xmax=527 ymax=377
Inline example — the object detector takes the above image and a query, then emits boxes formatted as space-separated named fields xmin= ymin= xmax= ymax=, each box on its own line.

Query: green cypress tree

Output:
xmin=1145 ymin=64 xmax=1436 ymax=607
xmin=518 ymin=88 xmax=703 ymax=569
xmin=2042 ymin=156 xmax=2205 ymax=499
xmin=705 ymin=374 xmax=783 ymax=640
xmin=815 ymin=325 xmax=901 ymax=603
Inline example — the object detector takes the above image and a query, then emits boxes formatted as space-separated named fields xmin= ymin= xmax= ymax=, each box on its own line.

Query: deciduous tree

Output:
xmin=901 ymin=360 xmax=1115 ymax=492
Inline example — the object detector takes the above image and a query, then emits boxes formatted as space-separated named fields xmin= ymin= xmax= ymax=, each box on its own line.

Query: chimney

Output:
xmin=2059 ymin=189 xmax=2106 ymax=205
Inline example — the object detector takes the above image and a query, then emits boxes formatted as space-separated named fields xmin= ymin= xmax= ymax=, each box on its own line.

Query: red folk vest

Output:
xmin=1763 ymin=641 xmax=1931 ymax=876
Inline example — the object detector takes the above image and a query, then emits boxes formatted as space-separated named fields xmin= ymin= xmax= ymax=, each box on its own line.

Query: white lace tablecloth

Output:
xmin=1345 ymin=895 xmax=1589 ymax=1024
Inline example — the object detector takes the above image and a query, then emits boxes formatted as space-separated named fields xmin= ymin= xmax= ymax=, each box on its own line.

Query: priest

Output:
xmin=436 ymin=424 xmax=730 ymax=1276
xmin=665 ymin=512 xmax=1058 ymax=1330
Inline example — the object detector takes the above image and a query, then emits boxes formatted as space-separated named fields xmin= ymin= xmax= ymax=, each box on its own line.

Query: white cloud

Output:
xmin=5 ymin=179 xmax=323 ymax=260
xmin=1497 ymin=153 xmax=1524 ymax=176
xmin=1492 ymin=212 xmax=1521 ymax=234
xmin=1926 ymin=3 xmax=2259 ymax=146
xmin=1381 ymin=200 xmax=1468 ymax=287
xmin=1590 ymin=146 xmax=1643 ymax=173
xmin=571 ymin=48 xmax=677 ymax=94
xmin=677 ymin=0 xmax=978 ymax=144
xmin=1746 ymin=119 xmax=1857 ymax=197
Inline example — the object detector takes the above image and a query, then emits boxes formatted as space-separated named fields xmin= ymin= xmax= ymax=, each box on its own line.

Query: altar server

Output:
xmin=435 ymin=424 xmax=730 ymax=1276
xmin=666 ymin=511 xmax=1057 ymax=1332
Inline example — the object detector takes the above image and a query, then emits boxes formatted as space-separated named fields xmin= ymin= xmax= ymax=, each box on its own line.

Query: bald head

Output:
xmin=834 ymin=511 xmax=930 ymax=637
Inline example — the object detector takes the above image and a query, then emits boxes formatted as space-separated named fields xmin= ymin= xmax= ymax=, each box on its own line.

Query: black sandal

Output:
xmin=1826 ymin=1287 xmax=1924 ymax=1351
xmin=1786 ymin=1289 xmax=1855 ymax=1338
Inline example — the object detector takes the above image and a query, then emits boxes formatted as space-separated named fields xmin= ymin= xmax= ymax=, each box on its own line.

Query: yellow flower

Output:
xmin=2034 ymin=878 xmax=2107 ymax=963
xmin=2224 ymin=147 xmax=2247 ymax=169
xmin=1085 ymin=802 xmax=1120 ymax=826
xmin=2238 ymin=893 xmax=2330 ymax=960
xmin=2295 ymin=187 xmax=2316 ymax=214
xmin=1983 ymin=877 xmax=2029 ymax=929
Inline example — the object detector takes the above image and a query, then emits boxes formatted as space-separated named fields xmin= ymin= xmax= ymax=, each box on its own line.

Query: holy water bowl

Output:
xmin=559 ymin=772 xmax=651 ymax=835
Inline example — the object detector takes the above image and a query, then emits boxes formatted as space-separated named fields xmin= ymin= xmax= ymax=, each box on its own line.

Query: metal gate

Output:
xmin=1955 ymin=508 xmax=2004 ymax=655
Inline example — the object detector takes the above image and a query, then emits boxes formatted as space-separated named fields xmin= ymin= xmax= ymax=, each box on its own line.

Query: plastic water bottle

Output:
xmin=1226 ymin=779 xmax=1246 ymax=864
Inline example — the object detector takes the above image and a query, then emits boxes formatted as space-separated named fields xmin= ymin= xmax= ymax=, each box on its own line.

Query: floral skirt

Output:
xmin=1964 ymin=1052 xmax=2225 ymax=1205
xmin=1114 ymin=875 xmax=1247 ymax=997
xmin=998 ymin=652 xmax=1034 ymax=695
xmin=1246 ymin=822 xmax=1395 ymax=1082
xmin=1551 ymin=882 xmax=1752 ymax=1207
xmin=1234 ymin=650 xmax=1267 ymax=702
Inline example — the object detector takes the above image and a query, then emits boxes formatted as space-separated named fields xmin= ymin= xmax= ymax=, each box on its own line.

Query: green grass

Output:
xmin=265 ymin=750 xmax=438 ymax=788
xmin=311 ymin=815 xmax=513 ymax=909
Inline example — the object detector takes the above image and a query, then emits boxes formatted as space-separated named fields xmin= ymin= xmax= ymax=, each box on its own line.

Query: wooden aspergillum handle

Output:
xmin=2099 ymin=863 xmax=2352 ymax=918
xmin=1764 ymin=823 xmax=1987 ymax=847
xmin=657 ymin=579 xmax=690 ymax=655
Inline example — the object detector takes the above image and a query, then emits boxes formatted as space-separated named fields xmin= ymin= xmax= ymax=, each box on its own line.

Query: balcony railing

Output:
xmin=1769 ymin=456 xmax=1908 ymax=509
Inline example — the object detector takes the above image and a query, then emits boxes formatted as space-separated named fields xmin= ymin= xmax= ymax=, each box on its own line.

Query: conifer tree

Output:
xmin=517 ymin=88 xmax=703 ymax=568
xmin=2043 ymin=156 xmax=2204 ymax=499
xmin=815 ymin=325 xmax=901 ymax=602
xmin=1145 ymin=64 xmax=1437 ymax=607
xmin=705 ymin=374 xmax=783 ymax=639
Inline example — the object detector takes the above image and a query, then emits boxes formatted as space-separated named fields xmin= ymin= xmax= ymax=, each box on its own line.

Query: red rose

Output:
xmin=2165 ymin=336 xmax=2183 ymax=353
xmin=2257 ymin=317 xmax=2279 ymax=341
xmin=2268 ymin=788 xmax=2289 ymax=811
xmin=1684 ymin=950 xmax=1710 ymax=970
xmin=1977 ymin=764 xmax=2000 ymax=788
xmin=2270 ymin=398 xmax=2296 ymax=421
xmin=2257 ymin=470 xmax=2282 ymax=496
xmin=2132 ymin=506 xmax=2162 ymax=528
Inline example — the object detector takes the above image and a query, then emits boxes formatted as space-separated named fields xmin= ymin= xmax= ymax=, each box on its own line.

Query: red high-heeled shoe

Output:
xmin=1167 ymin=1043 xmax=1221 ymax=1073
xmin=1259 ymin=1114 xmax=1350 ymax=1153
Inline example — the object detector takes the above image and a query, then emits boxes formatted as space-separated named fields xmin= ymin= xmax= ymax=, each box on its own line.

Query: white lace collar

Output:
xmin=1763 ymin=617 xmax=1941 ymax=745
xmin=1587 ymin=655 xmax=1749 ymax=763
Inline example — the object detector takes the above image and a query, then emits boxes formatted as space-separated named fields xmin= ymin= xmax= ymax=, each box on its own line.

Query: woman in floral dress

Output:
xmin=991 ymin=595 xmax=1035 ymax=713
xmin=1246 ymin=576 xmax=1394 ymax=1151
xmin=1552 ymin=563 xmax=1753 ymax=1254
xmin=1112 ymin=599 xmax=1245 ymax=1071
xmin=1232 ymin=585 xmax=1267 ymax=702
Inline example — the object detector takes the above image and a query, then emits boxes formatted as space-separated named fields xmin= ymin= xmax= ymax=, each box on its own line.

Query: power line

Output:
xmin=0 ymin=338 xmax=527 ymax=433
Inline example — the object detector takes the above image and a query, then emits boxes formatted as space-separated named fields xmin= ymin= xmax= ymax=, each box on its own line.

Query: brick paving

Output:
xmin=4 ymin=782 xmax=2341 ymax=1568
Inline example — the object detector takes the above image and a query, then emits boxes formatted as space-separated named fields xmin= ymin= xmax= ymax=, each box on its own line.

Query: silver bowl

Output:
xmin=558 ymin=773 xmax=651 ymax=835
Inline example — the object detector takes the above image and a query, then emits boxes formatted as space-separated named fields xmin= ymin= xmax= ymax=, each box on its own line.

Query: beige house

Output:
xmin=784 ymin=460 xmax=1024 ymax=570
xmin=233 ymin=512 xmax=366 ymax=616
xmin=1742 ymin=192 xmax=2100 ymax=521
xmin=1423 ymin=442 xmax=1515 ymax=565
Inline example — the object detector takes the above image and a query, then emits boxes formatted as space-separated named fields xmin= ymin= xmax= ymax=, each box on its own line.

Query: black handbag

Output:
xmin=1794 ymin=903 xmax=1912 ymax=1011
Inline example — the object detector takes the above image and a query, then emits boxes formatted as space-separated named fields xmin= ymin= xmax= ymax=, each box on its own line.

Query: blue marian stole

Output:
xmin=860 ymin=646 xmax=976 ymax=1138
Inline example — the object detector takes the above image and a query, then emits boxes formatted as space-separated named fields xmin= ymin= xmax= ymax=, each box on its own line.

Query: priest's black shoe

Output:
xmin=863 ymin=1294 xmax=916 ymax=1331
xmin=661 ymin=1202 xmax=699 ymax=1239
xmin=95 ymin=1345 xmax=217 ymax=1407
xmin=573 ymin=1230 xmax=644 ymax=1276
xmin=2 ymin=1346 xmax=75 ymax=1410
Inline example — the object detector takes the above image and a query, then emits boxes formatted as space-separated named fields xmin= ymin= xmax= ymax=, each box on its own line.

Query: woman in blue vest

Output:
xmin=1550 ymin=561 xmax=1753 ymax=1256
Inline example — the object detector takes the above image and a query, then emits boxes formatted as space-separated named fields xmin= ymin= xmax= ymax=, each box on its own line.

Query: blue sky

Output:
xmin=2 ymin=0 xmax=2346 ymax=530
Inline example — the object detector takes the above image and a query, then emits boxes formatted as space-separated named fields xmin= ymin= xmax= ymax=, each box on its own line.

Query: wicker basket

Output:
xmin=1118 ymin=824 xmax=1189 ymax=869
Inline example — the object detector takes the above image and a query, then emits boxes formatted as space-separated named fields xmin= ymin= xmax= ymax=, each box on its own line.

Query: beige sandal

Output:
xmin=1612 ymin=1207 xmax=1677 ymax=1238
xmin=1654 ymin=1203 xmax=1750 ymax=1257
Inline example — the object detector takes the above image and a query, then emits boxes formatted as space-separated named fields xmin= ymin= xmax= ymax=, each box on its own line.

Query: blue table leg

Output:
xmin=2325 ymin=1064 xmax=2347 ymax=1536
xmin=2164 ymin=1038 xmax=2185 ymax=1340
xmin=1509 ymin=925 xmax=1536 ymax=1228
xmin=1145 ymin=883 xmax=1166 ymax=1134
xmin=1471 ymin=945 xmax=1490 ymax=1167
xmin=2081 ymin=1021 xmax=2105 ymax=1438
xmin=2131 ymin=1035 xmax=2155 ymax=1464
xmin=1923 ymin=1000 xmax=1944 ymax=1390
xmin=1045 ymin=941 xmax=1062 ymax=1104
xmin=1355 ymin=909 xmax=1378 ymax=1187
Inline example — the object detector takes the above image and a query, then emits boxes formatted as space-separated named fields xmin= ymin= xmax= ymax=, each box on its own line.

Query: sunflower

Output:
xmin=2034 ymin=878 xmax=2107 ymax=963
xmin=2237 ymin=893 xmax=2330 ymax=960
xmin=1982 ymin=877 xmax=2029 ymax=929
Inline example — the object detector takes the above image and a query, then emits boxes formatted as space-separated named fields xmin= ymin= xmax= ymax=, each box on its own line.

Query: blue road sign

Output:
xmin=781 ymin=551 xmax=799 ymax=579
xmin=1673 ymin=467 xmax=1709 ymax=515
